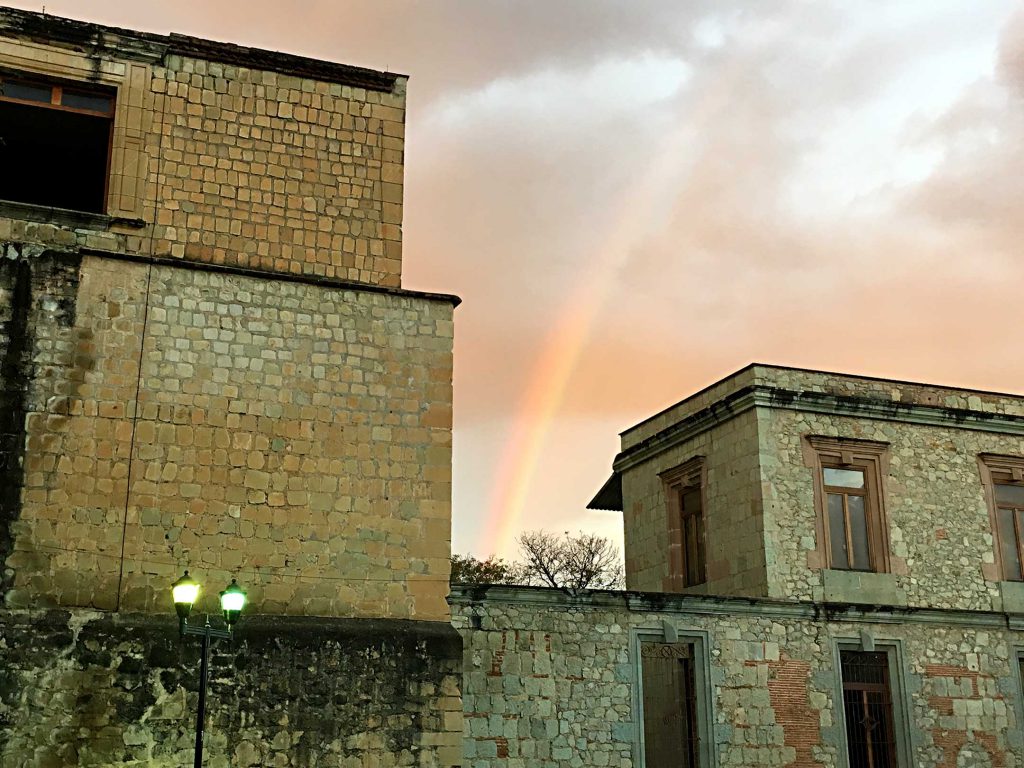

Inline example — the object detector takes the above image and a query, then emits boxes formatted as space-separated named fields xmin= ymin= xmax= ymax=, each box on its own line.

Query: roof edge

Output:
xmin=0 ymin=5 xmax=404 ymax=91
xmin=77 ymin=247 xmax=461 ymax=306
xmin=622 ymin=361 xmax=1024 ymax=438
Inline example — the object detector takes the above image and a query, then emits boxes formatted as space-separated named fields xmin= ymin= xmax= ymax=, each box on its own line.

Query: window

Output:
xmin=641 ymin=642 xmax=699 ymax=767
xmin=0 ymin=72 xmax=115 ymax=213
xmin=979 ymin=455 xmax=1024 ymax=581
xmin=807 ymin=437 xmax=891 ymax=573
xmin=661 ymin=458 xmax=706 ymax=589
xmin=840 ymin=650 xmax=898 ymax=768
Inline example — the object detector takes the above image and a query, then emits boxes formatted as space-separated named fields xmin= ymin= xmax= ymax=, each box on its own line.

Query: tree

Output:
xmin=449 ymin=553 xmax=524 ymax=585
xmin=516 ymin=530 xmax=624 ymax=590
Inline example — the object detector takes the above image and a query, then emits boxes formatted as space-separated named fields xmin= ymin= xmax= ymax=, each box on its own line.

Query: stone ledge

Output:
xmin=0 ymin=609 xmax=462 ymax=656
xmin=997 ymin=580 xmax=1024 ymax=614
xmin=0 ymin=199 xmax=146 ymax=230
xmin=821 ymin=569 xmax=907 ymax=606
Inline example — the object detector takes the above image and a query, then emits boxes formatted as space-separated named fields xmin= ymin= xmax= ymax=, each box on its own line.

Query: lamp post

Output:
xmin=171 ymin=571 xmax=247 ymax=768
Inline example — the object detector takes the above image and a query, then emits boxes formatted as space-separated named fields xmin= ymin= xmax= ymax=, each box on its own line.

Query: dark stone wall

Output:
xmin=0 ymin=246 xmax=82 ymax=601
xmin=0 ymin=609 xmax=464 ymax=767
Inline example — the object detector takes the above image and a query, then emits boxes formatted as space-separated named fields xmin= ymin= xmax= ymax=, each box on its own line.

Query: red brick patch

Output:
xmin=766 ymin=658 xmax=824 ymax=768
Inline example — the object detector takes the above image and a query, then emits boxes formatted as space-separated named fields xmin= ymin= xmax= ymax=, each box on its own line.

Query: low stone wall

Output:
xmin=451 ymin=585 xmax=1024 ymax=768
xmin=0 ymin=609 xmax=463 ymax=767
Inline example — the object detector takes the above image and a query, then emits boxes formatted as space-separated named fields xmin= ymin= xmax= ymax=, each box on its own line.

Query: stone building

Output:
xmin=452 ymin=365 xmax=1024 ymax=767
xmin=0 ymin=7 xmax=461 ymax=766
xmin=4 ymin=9 xmax=1024 ymax=768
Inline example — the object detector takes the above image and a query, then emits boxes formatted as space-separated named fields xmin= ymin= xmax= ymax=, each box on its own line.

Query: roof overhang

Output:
xmin=587 ymin=472 xmax=622 ymax=512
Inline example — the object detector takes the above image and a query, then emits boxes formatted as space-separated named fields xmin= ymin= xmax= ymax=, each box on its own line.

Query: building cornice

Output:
xmin=612 ymin=384 xmax=1024 ymax=473
xmin=449 ymin=584 xmax=1024 ymax=631
xmin=0 ymin=6 xmax=403 ymax=91
xmin=3 ymin=245 xmax=461 ymax=307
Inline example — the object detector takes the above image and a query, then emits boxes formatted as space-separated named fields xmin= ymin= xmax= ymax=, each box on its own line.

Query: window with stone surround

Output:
xmin=0 ymin=71 xmax=115 ymax=213
xmin=635 ymin=628 xmax=713 ymax=768
xmin=660 ymin=457 xmax=706 ymax=590
xmin=806 ymin=437 xmax=891 ymax=573
xmin=840 ymin=650 xmax=899 ymax=768
xmin=979 ymin=454 xmax=1024 ymax=581
xmin=640 ymin=642 xmax=699 ymax=767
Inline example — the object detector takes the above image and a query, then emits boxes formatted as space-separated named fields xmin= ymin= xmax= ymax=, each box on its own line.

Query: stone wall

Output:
xmin=1 ymin=250 xmax=455 ymax=620
xmin=451 ymin=586 xmax=1024 ymax=768
xmin=0 ymin=7 xmax=406 ymax=286
xmin=621 ymin=408 xmax=767 ymax=597
xmin=0 ymin=608 xmax=463 ymax=767
xmin=614 ymin=364 xmax=1024 ymax=611
xmin=760 ymin=406 xmax=1024 ymax=609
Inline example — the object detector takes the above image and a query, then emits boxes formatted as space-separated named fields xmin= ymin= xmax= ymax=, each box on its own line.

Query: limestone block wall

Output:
xmin=148 ymin=55 xmax=406 ymax=283
xmin=760 ymin=408 xmax=1024 ymax=609
xmin=621 ymin=408 xmax=768 ymax=597
xmin=0 ymin=8 xmax=406 ymax=286
xmin=0 ymin=609 xmax=463 ymax=768
xmin=1 ymin=250 xmax=455 ymax=620
xmin=451 ymin=586 xmax=1024 ymax=768
xmin=755 ymin=370 xmax=1024 ymax=611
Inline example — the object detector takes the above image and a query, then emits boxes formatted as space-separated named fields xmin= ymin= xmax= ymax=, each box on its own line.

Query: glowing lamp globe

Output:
xmin=219 ymin=579 xmax=247 ymax=628
xmin=171 ymin=571 xmax=200 ymax=622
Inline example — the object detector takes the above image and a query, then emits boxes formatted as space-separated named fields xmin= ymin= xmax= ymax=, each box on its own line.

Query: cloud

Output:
xmin=15 ymin=0 xmax=1024 ymax=557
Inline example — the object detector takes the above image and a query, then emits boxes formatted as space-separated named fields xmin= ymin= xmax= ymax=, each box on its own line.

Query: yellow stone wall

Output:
xmin=6 ymin=255 xmax=454 ymax=620
xmin=0 ymin=16 xmax=456 ymax=621
xmin=0 ymin=30 xmax=405 ymax=286
xmin=621 ymin=407 xmax=769 ymax=597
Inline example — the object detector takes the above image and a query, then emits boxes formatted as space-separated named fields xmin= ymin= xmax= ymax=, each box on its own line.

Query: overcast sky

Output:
xmin=16 ymin=0 xmax=1024 ymax=558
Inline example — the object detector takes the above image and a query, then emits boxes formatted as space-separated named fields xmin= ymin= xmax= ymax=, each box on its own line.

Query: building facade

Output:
xmin=4 ymin=9 xmax=1024 ymax=768
xmin=0 ymin=8 xmax=461 ymax=767
xmin=453 ymin=365 xmax=1024 ymax=768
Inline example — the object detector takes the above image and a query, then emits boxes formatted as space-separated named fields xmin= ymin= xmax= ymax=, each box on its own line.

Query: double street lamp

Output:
xmin=171 ymin=571 xmax=247 ymax=768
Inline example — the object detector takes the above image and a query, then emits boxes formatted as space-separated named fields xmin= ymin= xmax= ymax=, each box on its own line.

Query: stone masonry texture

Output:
xmin=451 ymin=586 xmax=1024 ymax=768
xmin=0 ymin=7 xmax=408 ymax=286
xmin=1 ymin=250 xmax=454 ymax=620
xmin=0 ymin=9 xmax=463 ymax=768
xmin=0 ymin=9 xmax=457 ymax=621
xmin=615 ymin=364 xmax=1024 ymax=613
xmin=0 ymin=609 xmax=463 ymax=768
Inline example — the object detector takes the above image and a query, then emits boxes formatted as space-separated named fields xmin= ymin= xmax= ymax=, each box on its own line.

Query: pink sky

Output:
xmin=12 ymin=1 xmax=1024 ymax=559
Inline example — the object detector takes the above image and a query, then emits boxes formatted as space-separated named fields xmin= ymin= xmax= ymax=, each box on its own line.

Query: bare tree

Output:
xmin=449 ymin=553 xmax=525 ymax=585
xmin=516 ymin=530 xmax=624 ymax=590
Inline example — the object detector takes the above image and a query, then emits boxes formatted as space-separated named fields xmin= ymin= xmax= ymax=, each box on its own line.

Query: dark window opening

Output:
xmin=679 ymin=487 xmax=706 ymax=587
xmin=0 ymin=74 xmax=114 ymax=213
xmin=661 ymin=458 xmax=707 ymax=592
xmin=994 ymin=480 xmax=1024 ymax=581
xmin=841 ymin=650 xmax=898 ymax=768
xmin=641 ymin=642 xmax=699 ymax=768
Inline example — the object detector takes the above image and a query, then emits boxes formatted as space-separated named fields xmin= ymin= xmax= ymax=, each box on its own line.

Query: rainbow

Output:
xmin=477 ymin=62 xmax=742 ymax=558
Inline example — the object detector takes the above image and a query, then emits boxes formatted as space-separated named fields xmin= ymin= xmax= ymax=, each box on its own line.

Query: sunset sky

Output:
xmin=15 ymin=1 xmax=1024 ymax=559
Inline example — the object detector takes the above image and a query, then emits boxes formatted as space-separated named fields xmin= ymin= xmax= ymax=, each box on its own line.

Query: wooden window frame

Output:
xmin=0 ymin=73 xmax=116 ymax=117
xmin=807 ymin=436 xmax=892 ymax=574
xmin=0 ymin=39 xmax=152 ymax=220
xmin=0 ymin=71 xmax=117 ymax=214
xmin=978 ymin=454 xmax=1024 ymax=582
xmin=660 ymin=457 xmax=707 ymax=591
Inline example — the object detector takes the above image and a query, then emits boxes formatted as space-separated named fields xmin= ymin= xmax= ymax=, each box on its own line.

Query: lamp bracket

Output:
xmin=182 ymin=621 xmax=232 ymax=640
